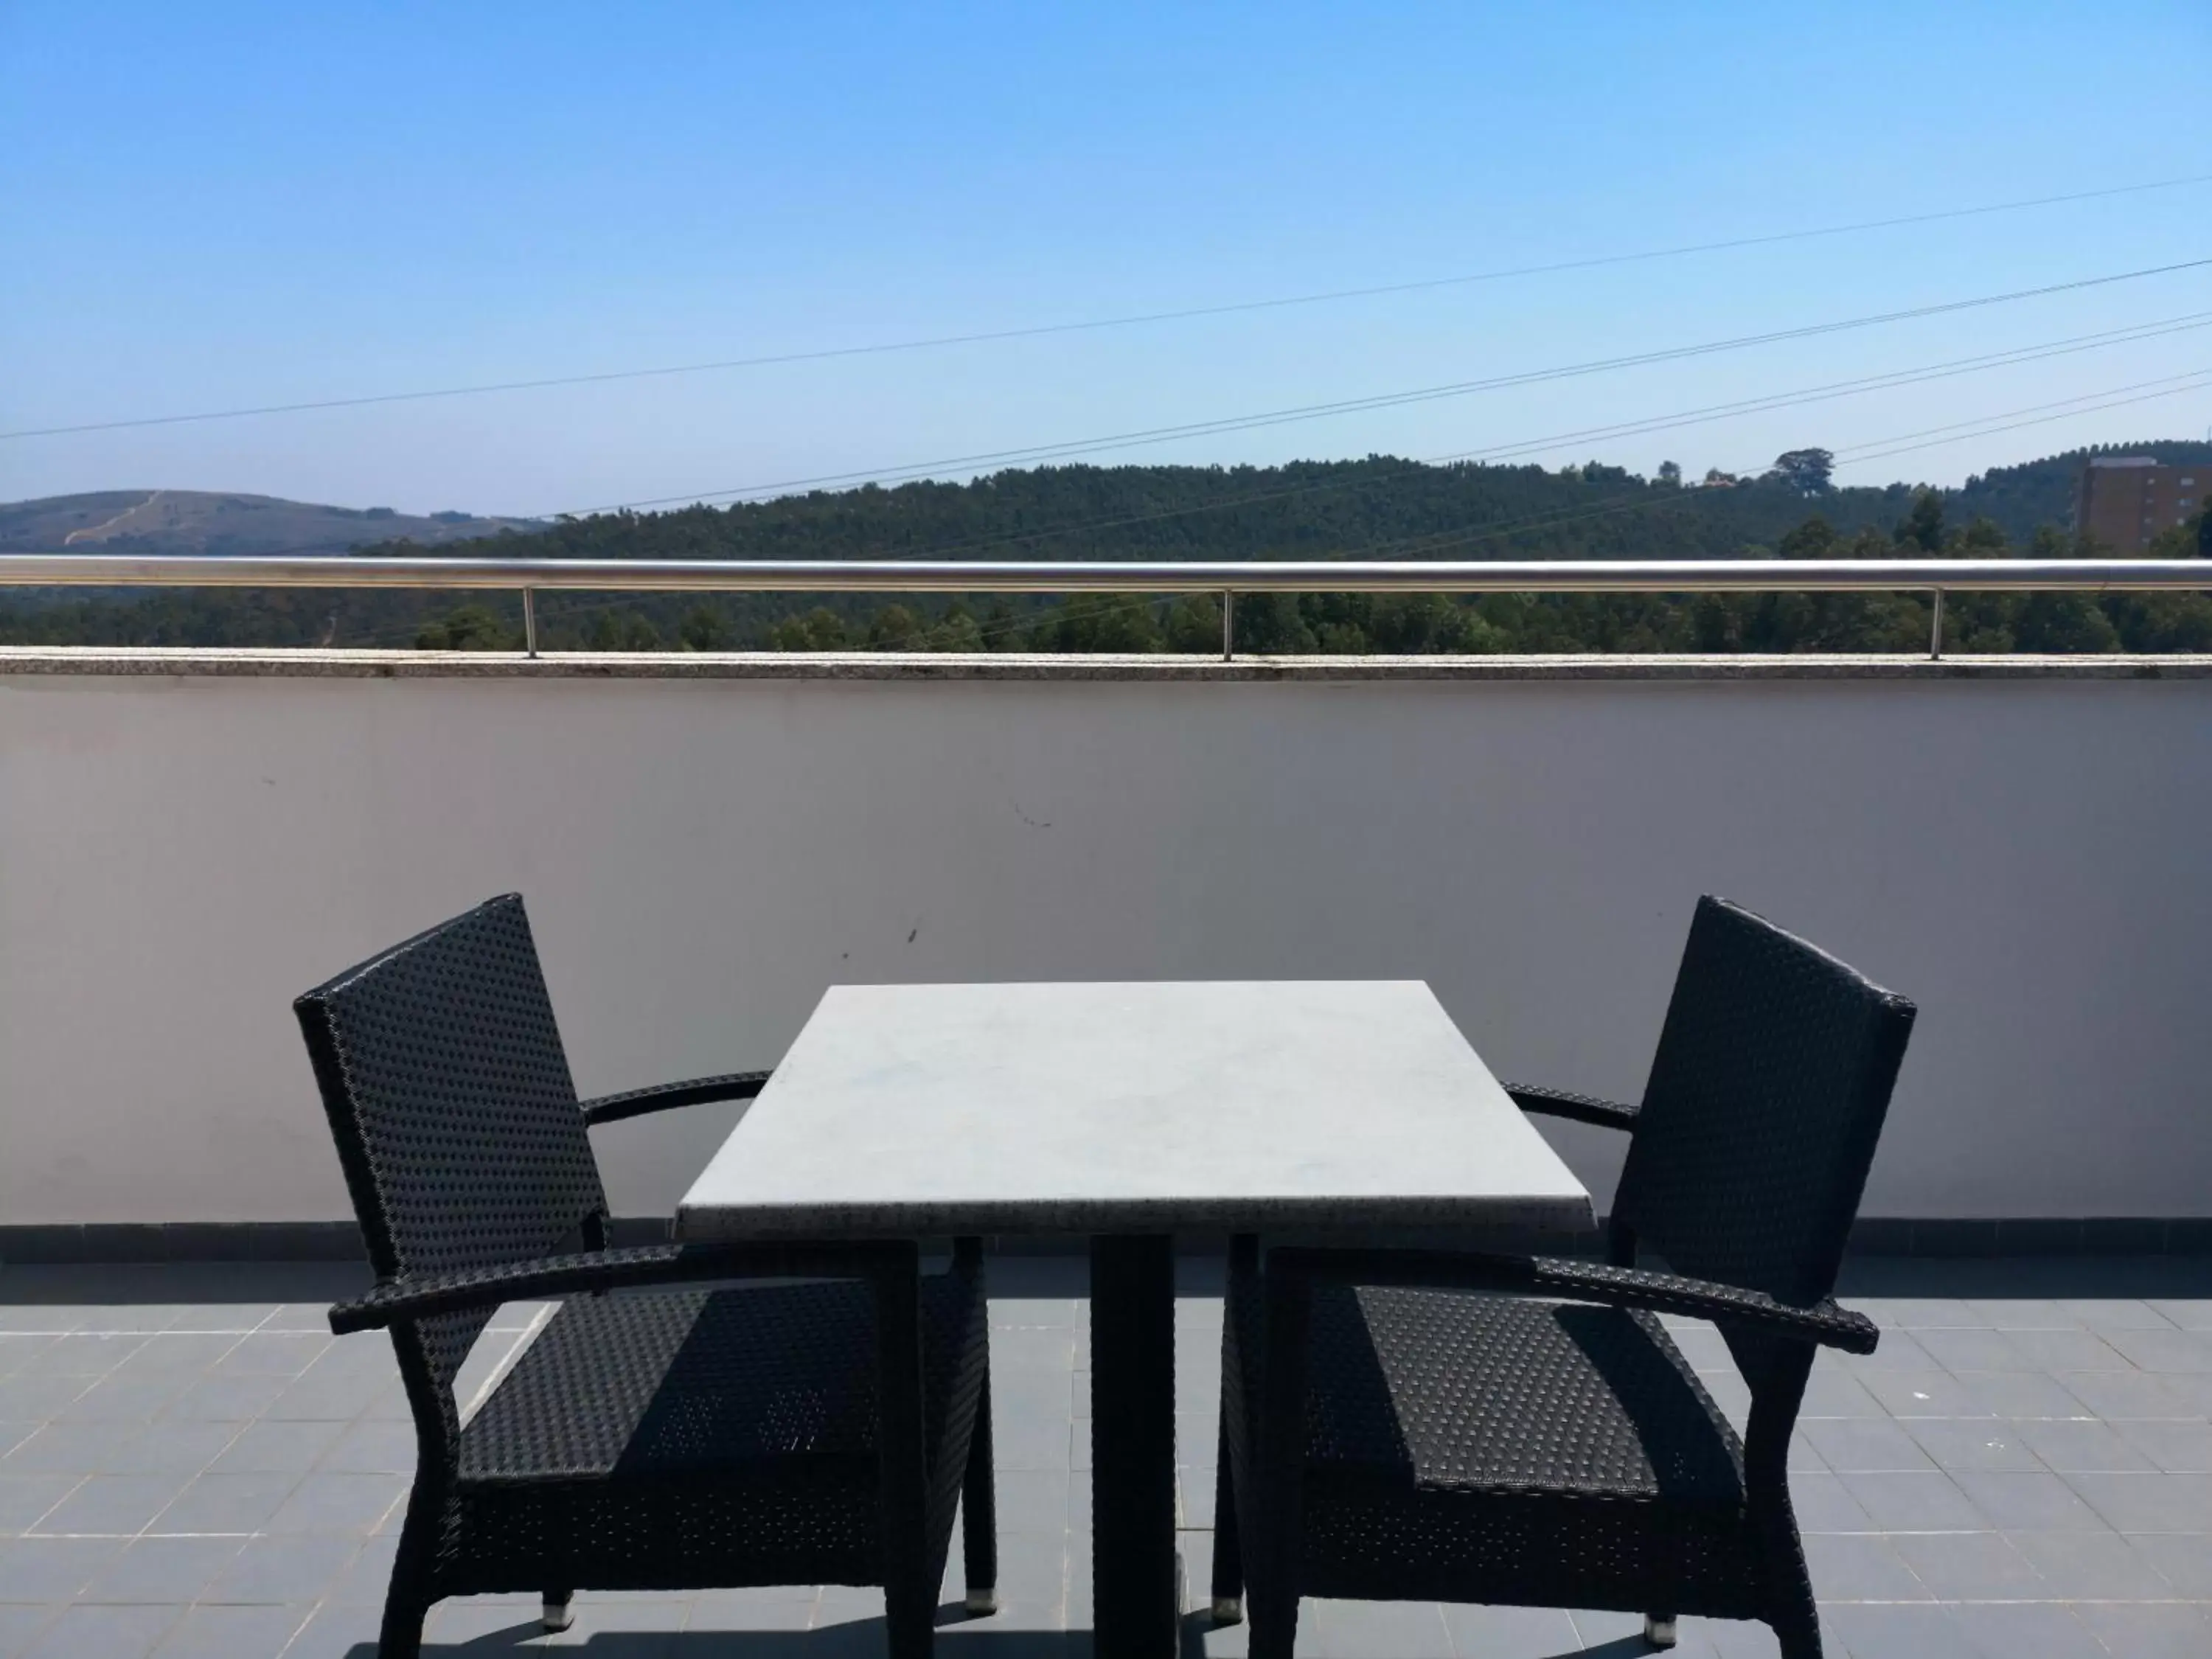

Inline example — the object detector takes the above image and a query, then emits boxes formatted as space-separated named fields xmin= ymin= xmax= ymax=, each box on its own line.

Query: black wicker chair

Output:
xmin=296 ymin=894 xmax=997 ymax=1658
xmin=1211 ymin=896 xmax=1915 ymax=1659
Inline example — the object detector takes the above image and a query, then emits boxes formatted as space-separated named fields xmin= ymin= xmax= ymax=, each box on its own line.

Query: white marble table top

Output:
xmin=675 ymin=980 xmax=1593 ymax=1240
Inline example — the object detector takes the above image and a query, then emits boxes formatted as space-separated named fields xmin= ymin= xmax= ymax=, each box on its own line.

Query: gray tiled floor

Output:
xmin=0 ymin=1255 xmax=2207 ymax=1656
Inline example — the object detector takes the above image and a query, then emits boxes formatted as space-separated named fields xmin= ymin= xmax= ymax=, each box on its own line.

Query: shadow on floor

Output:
xmin=4 ymin=1251 xmax=2209 ymax=1310
xmin=380 ymin=1624 xmax=1096 ymax=1657
xmin=0 ymin=1259 xmax=373 ymax=1304
xmin=380 ymin=1611 xmax=1660 ymax=1658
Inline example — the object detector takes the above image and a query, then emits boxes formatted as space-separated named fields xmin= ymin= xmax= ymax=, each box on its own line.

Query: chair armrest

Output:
xmin=327 ymin=1238 xmax=908 ymax=1335
xmin=580 ymin=1071 xmax=772 ymax=1127
xmin=1266 ymin=1246 xmax=1879 ymax=1354
xmin=1501 ymin=1082 xmax=1641 ymax=1132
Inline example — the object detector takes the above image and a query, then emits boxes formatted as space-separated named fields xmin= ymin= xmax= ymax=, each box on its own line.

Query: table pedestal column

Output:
xmin=1091 ymin=1233 xmax=1178 ymax=1659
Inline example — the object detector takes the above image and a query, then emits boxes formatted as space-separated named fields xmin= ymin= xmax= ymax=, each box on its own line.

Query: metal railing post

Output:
xmin=3 ymin=555 xmax=2206 ymax=674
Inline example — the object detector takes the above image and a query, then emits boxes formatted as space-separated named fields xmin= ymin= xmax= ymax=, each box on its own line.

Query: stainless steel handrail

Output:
xmin=2 ymin=553 xmax=2205 ymax=593
xmin=3 ymin=553 xmax=2206 ymax=661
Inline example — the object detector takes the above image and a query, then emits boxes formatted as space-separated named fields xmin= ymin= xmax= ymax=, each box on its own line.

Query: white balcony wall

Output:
xmin=3 ymin=658 xmax=2208 ymax=1228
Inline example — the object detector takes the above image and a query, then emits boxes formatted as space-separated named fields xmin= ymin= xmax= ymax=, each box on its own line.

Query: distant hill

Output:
xmin=0 ymin=490 xmax=541 ymax=557
xmin=13 ymin=442 xmax=2210 ymax=568
xmin=330 ymin=441 xmax=2200 ymax=573
xmin=4 ymin=443 xmax=2206 ymax=655
xmin=1956 ymin=440 xmax=2212 ymax=537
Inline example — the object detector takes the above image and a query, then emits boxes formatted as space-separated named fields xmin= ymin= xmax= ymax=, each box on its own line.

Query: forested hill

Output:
xmin=436 ymin=457 xmax=1882 ymax=567
xmin=1953 ymin=440 xmax=2212 ymax=537
xmin=345 ymin=442 xmax=2212 ymax=569
xmin=6 ymin=442 xmax=2210 ymax=655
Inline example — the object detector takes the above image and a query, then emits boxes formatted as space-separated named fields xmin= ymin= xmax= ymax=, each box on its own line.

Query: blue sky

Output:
xmin=4 ymin=1 xmax=2208 ymax=515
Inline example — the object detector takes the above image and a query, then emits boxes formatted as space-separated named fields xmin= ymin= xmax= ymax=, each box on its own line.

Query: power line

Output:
xmin=1411 ymin=317 xmax=2212 ymax=470
xmin=375 ymin=367 xmax=2212 ymax=646
xmin=782 ymin=310 xmax=2210 ymax=566
xmin=44 ymin=368 xmax=2212 ymax=653
xmin=734 ymin=310 xmax=2212 ymax=566
xmin=1218 ymin=369 xmax=2212 ymax=566
xmin=10 ymin=174 xmax=2211 ymax=444
xmin=1380 ymin=375 xmax=2212 ymax=558
xmin=331 ymin=487 xmax=1716 ymax=650
xmin=1835 ymin=373 xmax=2212 ymax=468
xmin=46 ymin=307 xmax=2212 ymax=598
xmin=1836 ymin=370 xmax=2212 ymax=459
xmin=558 ymin=257 xmax=2212 ymax=515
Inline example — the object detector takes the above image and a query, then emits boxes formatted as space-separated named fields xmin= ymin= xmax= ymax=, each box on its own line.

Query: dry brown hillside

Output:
xmin=0 ymin=490 xmax=540 ymax=557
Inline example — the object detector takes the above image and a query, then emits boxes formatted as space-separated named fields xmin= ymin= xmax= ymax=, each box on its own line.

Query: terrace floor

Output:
xmin=0 ymin=1253 xmax=2208 ymax=1658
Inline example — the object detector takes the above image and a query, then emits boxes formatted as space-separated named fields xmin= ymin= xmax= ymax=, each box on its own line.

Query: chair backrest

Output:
xmin=1613 ymin=897 xmax=1915 ymax=1310
xmin=294 ymin=894 xmax=607 ymax=1424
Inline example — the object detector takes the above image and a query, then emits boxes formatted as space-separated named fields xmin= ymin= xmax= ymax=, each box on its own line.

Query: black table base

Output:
xmin=1091 ymin=1234 xmax=1179 ymax=1658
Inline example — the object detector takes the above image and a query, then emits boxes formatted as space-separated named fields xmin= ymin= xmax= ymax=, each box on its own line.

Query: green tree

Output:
xmin=768 ymin=606 xmax=849 ymax=650
xmin=1223 ymin=593 xmax=1315 ymax=653
xmin=415 ymin=604 xmax=514 ymax=650
xmin=1164 ymin=595 xmax=1224 ymax=653
xmin=587 ymin=610 xmax=663 ymax=650
xmin=1896 ymin=489 xmax=1945 ymax=552
xmin=1775 ymin=515 xmax=1837 ymax=560
xmin=1368 ymin=594 xmax=1465 ymax=653
xmin=1958 ymin=515 xmax=2008 ymax=557
xmin=2013 ymin=593 xmax=2119 ymax=653
xmin=1770 ymin=448 xmax=1836 ymax=495
xmin=978 ymin=601 xmax=1028 ymax=652
xmin=1037 ymin=596 xmax=1161 ymax=652
xmin=677 ymin=604 xmax=733 ymax=650
xmin=867 ymin=604 xmax=923 ymax=649
xmin=922 ymin=605 xmax=985 ymax=651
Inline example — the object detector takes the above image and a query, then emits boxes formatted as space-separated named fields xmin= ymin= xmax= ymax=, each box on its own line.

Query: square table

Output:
xmin=677 ymin=981 xmax=1593 ymax=1656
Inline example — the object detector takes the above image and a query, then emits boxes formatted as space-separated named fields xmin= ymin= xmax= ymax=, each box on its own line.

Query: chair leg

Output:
xmin=1772 ymin=1607 xmax=1823 ymax=1659
xmin=886 ymin=1582 xmax=936 ymax=1659
xmin=1246 ymin=1586 xmax=1299 ymax=1659
xmin=377 ymin=1590 xmax=427 ymax=1659
xmin=1759 ymin=1503 xmax=1825 ymax=1659
xmin=1208 ymin=1411 xmax=1243 ymax=1623
xmin=1770 ymin=1591 xmax=1823 ymax=1659
xmin=961 ymin=1368 xmax=998 ymax=1615
xmin=377 ymin=1484 xmax=442 ymax=1659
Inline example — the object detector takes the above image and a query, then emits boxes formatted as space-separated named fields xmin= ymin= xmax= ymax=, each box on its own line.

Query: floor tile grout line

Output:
xmin=0 ymin=1336 xmax=283 ymax=1345
xmin=116 ymin=1310 xmax=294 ymax=1548
xmin=13 ymin=1473 xmax=91 ymax=1541
xmin=21 ymin=1528 xmax=265 ymax=1540
xmin=270 ymin=1597 xmax=325 ymax=1658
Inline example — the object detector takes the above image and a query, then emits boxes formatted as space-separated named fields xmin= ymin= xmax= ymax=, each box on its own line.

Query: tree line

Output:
xmin=5 ymin=446 xmax=2208 ymax=655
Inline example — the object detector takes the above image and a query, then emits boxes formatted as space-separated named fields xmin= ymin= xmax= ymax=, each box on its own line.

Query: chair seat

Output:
xmin=462 ymin=1273 xmax=978 ymax=1485
xmin=1301 ymin=1283 xmax=1745 ymax=1507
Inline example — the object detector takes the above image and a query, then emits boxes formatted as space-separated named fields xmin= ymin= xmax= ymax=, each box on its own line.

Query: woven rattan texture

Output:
xmin=580 ymin=1071 xmax=772 ymax=1125
xmin=436 ymin=1266 xmax=989 ymax=1599
xmin=459 ymin=1275 xmax=978 ymax=1482
xmin=1615 ymin=897 xmax=1916 ymax=1310
xmin=1296 ymin=1486 xmax=1756 ymax=1618
xmin=295 ymin=894 xmax=998 ymax=1653
xmin=296 ymin=894 xmax=605 ymax=1405
xmin=1218 ymin=897 xmax=1916 ymax=1657
xmin=1303 ymin=1284 xmax=1743 ymax=1503
xmin=1500 ymin=1083 xmax=1641 ymax=1132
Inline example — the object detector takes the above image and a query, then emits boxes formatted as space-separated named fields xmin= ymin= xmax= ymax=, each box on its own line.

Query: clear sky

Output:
xmin=4 ymin=1 xmax=2208 ymax=517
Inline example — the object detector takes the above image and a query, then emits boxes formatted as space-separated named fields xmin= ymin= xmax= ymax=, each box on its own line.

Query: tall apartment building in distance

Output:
xmin=2073 ymin=456 xmax=2202 ymax=552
